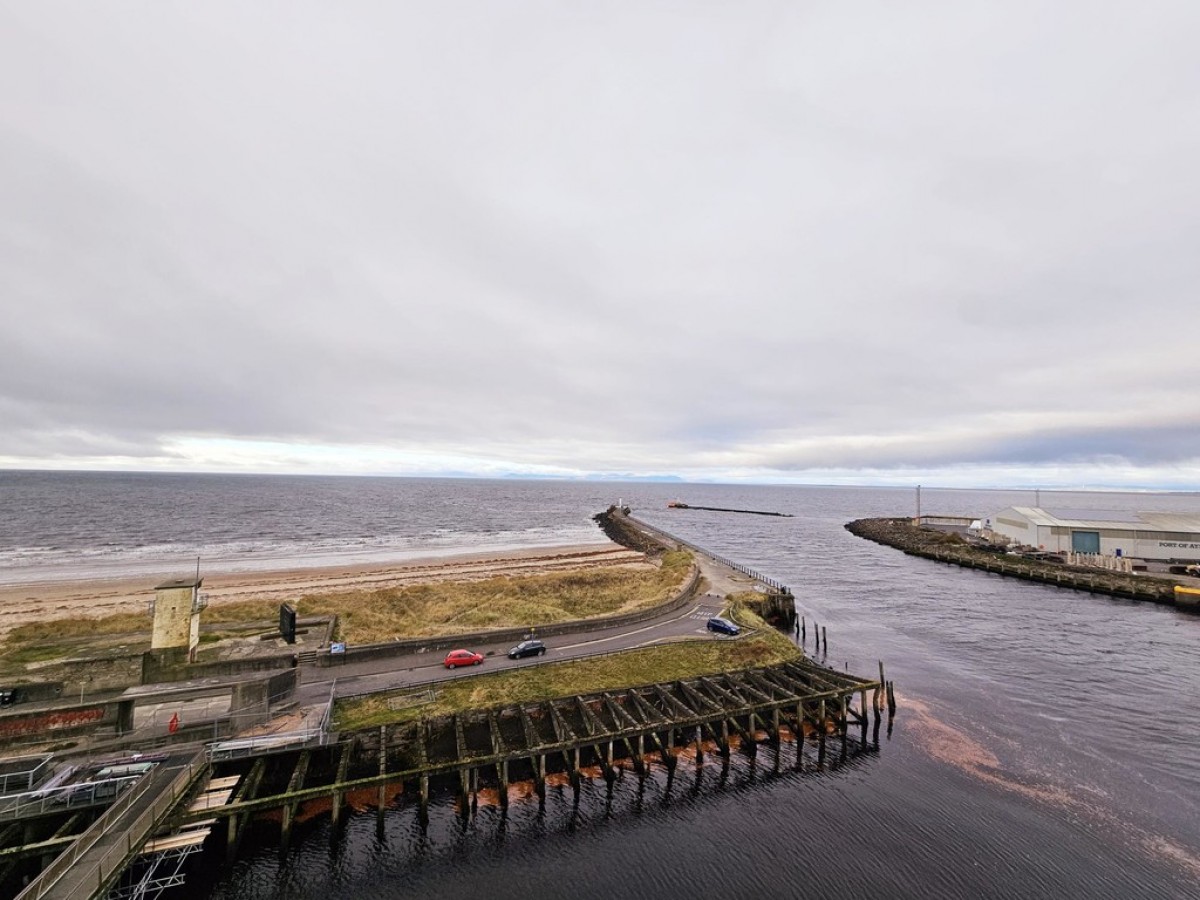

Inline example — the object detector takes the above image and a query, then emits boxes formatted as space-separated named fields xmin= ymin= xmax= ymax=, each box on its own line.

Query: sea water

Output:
xmin=2 ymin=473 xmax=1197 ymax=899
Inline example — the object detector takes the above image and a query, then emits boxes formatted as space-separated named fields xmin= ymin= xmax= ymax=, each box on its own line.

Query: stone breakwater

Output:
xmin=845 ymin=518 xmax=1185 ymax=609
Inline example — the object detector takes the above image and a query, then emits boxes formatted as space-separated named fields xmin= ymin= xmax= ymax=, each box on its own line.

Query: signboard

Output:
xmin=279 ymin=603 xmax=297 ymax=644
xmin=330 ymin=642 xmax=346 ymax=655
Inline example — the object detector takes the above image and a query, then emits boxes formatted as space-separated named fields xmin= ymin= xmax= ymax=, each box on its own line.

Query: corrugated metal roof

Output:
xmin=1007 ymin=507 xmax=1200 ymax=532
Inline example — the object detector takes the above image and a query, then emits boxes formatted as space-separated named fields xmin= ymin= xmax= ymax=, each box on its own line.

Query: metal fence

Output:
xmin=0 ymin=776 xmax=139 ymax=822
xmin=206 ymin=683 xmax=335 ymax=762
xmin=626 ymin=514 xmax=791 ymax=594
xmin=16 ymin=754 xmax=207 ymax=900
xmin=205 ymin=724 xmax=330 ymax=762
xmin=0 ymin=754 xmax=53 ymax=795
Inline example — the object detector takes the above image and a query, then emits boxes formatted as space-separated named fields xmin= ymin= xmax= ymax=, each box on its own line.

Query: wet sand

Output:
xmin=0 ymin=541 xmax=641 ymax=639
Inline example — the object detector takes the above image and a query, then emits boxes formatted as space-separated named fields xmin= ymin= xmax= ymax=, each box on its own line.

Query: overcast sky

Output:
xmin=2 ymin=3 xmax=1199 ymax=488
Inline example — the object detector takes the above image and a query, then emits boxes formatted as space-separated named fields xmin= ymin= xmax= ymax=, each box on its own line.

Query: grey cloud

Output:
xmin=2 ymin=3 xmax=1200 ymax=483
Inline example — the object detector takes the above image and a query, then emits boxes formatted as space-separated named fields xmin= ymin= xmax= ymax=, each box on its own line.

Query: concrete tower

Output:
xmin=151 ymin=577 xmax=204 ymax=663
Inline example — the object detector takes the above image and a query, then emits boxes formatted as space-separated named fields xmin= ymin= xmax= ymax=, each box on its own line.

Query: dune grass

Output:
xmin=0 ymin=552 xmax=695 ymax=664
xmin=212 ymin=549 xmax=693 ymax=643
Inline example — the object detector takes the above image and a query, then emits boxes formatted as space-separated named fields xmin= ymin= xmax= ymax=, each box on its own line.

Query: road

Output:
xmin=295 ymin=590 xmax=737 ymax=704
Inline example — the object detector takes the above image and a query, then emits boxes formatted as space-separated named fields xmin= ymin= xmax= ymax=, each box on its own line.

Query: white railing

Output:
xmin=16 ymin=754 xmax=206 ymax=900
xmin=0 ymin=754 xmax=53 ymax=795
xmin=0 ymin=776 xmax=139 ymax=821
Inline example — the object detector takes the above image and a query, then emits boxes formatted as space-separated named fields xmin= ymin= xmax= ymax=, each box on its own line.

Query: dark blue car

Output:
xmin=706 ymin=616 xmax=740 ymax=636
xmin=508 ymin=639 xmax=547 ymax=659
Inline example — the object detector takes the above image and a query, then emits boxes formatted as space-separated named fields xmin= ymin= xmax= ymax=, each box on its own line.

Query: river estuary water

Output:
xmin=1 ymin=473 xmax=1198 ymax=898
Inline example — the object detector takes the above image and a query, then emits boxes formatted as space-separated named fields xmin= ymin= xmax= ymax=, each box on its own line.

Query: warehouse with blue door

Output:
xmin=986 ymin=507 xmax=1200 ymax=562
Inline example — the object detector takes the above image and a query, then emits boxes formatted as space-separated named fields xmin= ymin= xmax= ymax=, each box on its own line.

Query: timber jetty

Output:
xmin=847 ymin=517 xmax=1186 ymax=608
xmin=177 ymin=658 xmax=889 ymax=848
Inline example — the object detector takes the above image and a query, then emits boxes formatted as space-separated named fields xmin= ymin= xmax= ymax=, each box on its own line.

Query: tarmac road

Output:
xmin=295 ymin=590 xmax=741 ymax=704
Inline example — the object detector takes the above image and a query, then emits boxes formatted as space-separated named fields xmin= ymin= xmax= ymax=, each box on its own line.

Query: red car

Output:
xmin=443 ymin=649 xmax=484 ymax=669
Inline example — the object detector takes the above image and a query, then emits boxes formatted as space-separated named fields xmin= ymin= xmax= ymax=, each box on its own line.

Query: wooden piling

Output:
xmin=458 ymin=767 xmax=470 ymax=818
xmin=839 ymin=695 xmax=849 ymax=761
xmin=376 ymin=726 xmax=387 ymax=823
xmin=418 ymin=722 xmax=431 ymax=822
xmin=227 ymin=757 xmax=265 ymax=861
xmin=817 ymin=699 xmax=827 ymax=767
xmin=331 ymin=741 xmax=352 ymax=826
xmin=281 ymin=750 xmax=311 ymax=846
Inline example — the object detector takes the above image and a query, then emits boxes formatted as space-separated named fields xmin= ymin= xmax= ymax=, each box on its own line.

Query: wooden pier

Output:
xmin=182 ymin=657 xmax=887 ymax=841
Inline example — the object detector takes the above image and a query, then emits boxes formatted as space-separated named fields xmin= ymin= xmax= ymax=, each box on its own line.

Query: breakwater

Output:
xmin=845 ymin=517 xmax=1186 ymax=608
xmin=667 ymin=503 xmax=793 ymax=518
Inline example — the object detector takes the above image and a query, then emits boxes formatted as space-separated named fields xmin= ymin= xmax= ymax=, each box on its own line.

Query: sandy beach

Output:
xmin=0 ymin=540 xmax=643 ymax=639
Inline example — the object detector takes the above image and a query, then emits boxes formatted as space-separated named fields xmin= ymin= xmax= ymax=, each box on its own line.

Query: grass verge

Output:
xmin=333 ymin=629 xmax=801 ymax=732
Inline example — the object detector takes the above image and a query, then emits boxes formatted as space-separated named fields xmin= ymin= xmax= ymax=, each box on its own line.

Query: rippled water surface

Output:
xmin=3 ymin=474 xmax=1198 ymax=898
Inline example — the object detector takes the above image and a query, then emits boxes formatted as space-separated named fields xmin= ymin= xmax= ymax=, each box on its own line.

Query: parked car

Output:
xmin=706 ymin=616 xmax=741 ymax=636
xmin=507 ymin=639 xmax=546 ymax=659
xmin=443 ymin=649 xmax=484 ymax=669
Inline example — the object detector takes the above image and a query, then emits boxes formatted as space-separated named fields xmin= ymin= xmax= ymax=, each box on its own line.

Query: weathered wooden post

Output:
xmin=822 ymin=626 xmax=828 ymax=654
xmin=772 ymin=708 xmax=783 ymax=773
xmin=817 ymin=699 xmax=827 ymax=768
xmin=839 ymin=695 xmax=849 ymax=761
xmin=459 ymin=767 xmax=470 ymax=821
xmin=282 ymin=750 xmax=311 ymax=848
xmin=377 ymin=727 xmax=388 ymax=831
xmin=801 ymin=616 xmax=806 ymax=641
xmin=795 ymin=701 xmax=805 ymax=771
xmin=331 ymin=742 xmax=351 ymax=828
xmin=695 ymin=725 xmax=704 ymax=766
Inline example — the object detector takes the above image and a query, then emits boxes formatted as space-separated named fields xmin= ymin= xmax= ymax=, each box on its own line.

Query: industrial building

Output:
xmin=986 ymin=507 xmax=1200 ymax=562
